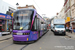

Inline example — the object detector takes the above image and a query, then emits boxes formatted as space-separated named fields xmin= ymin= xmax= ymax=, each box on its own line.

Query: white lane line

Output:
xmin=60 ymin=36 xmax=70 ymax=40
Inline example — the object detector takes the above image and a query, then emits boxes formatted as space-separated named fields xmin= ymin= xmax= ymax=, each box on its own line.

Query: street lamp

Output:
xmin=16 ymin=3 xmax=19 ymax=9
xmin=16 ymin=3 xmax=19 ymax=5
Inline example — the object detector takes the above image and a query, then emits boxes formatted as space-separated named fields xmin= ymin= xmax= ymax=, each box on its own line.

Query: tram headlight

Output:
xmin=23 ymin=33 xmax=29 ymax=35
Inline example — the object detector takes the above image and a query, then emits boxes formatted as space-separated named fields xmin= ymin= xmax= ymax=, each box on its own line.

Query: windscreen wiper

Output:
xmin=23 ymin=23 xmax=30 ymax=29
xmin=20 ymin=22 xmax=30 ymax=30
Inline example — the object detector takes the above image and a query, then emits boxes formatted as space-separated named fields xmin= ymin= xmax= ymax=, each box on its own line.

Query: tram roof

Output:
xmin=14 ymin=8 xmax=36 ymax=12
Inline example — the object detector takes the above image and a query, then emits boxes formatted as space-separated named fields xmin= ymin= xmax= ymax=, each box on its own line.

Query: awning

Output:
xmin=65 ymin=21 xmax=70 ymax=24
xmin=71 ymin=21 xmax=75 ymax=23
xmin=0 ymin=13 xmax=11 ymax=19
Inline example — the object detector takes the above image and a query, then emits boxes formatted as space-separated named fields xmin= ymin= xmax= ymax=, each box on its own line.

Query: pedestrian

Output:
xmin=66 ymin=27 xmax=68 ymax=32
xmin=69 ymin=26 xmax=72 ymax=33
xmin=10 ymin=28 xmax=12 ymax=34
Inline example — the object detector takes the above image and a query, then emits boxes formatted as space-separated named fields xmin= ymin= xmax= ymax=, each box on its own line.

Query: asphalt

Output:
xmin=23 ymin=30 xmax=75 ymax=50
xmin=0 ymin=34 xmax=12 ymax=41
xmin=66 ymin=32 xmax=75 ymax=39
xmin=0 ymin=30 xmax=75 ymax=50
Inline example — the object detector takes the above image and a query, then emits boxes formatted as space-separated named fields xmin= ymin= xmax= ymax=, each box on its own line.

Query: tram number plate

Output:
xmin=17 ymin=33 xmax=23 ymax=35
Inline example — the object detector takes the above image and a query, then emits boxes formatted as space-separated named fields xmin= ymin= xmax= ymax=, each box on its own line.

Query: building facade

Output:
xmin=70 ymin=0 xmax=75 ymax=30
xmin=0 ymin=0 xmax=16 ymax=32
xmin=58 ymin=7 xmax=65 ymax=19
xmin=51 ymin=16 xmax=57 ymax=24
xmin=43 ymin=17 xmax=50 ymax=29
xmin=71 ymin=0 xmax=75 ymax=18
xmin=64 ymin=0 xmax=71 ymax=28
xmin=17 ymin=5 xmax=36 ymax=10
xmin=0 ymin=0 xmax=16 ymax=14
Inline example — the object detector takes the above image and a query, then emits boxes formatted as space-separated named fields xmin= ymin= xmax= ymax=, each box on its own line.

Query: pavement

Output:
xmin=66 ymin=32 xmax=75 ymax=39
xmin=0 ymin=34 xmax=12 ymax=41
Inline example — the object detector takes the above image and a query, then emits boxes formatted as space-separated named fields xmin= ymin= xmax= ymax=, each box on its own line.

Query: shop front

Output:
xmin=65 ymin=21 xmax=70 ymax=28
xmin=65 ymin=17 xmax=70 ymax=31
xmin=71 ymin=20 xmax=75 ymax=32
xmin=0 ymin=13 xmax=12 ymax=35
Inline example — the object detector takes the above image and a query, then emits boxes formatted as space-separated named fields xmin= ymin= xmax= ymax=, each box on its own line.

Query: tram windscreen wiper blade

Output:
xmin=23 ymin=23 xmax=29 ymax=28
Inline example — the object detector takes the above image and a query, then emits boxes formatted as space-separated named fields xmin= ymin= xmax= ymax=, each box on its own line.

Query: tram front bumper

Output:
xmin=13 ymin=35 xmax=29 ymax=41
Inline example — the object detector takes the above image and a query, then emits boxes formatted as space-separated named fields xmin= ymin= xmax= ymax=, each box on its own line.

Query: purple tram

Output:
xmin=12 ymin=9 xmax=47 ymax=43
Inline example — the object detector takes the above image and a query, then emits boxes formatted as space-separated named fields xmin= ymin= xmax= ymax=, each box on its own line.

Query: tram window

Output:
xmin=32 ymin=15 xmax=37 ymax=31
xmin=16 ymin=16 xmax=18 ymax=20
xmin=34 ymin=17 xmax=37 ymax=30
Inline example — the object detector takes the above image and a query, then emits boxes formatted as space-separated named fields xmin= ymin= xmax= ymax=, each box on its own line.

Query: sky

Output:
xmin=3 ymin=0 xmax=64 ymax=18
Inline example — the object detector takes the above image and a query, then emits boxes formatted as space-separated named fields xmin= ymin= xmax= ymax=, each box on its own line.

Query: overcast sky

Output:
xmin=3 ymin=0 xmax=64 ymax=18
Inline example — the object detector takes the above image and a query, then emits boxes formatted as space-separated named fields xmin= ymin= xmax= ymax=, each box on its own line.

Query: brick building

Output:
xmin=70 ymin=0 xmax=75 ymax=30
xmin=17 ymin=5 xmax=36 ymax=10
xmin=64 ymin=0 xmax=71 ymax=29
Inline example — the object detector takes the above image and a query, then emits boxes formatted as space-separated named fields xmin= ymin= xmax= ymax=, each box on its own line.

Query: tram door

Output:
xmin=37 ymin=18 xmax=41 ymax=38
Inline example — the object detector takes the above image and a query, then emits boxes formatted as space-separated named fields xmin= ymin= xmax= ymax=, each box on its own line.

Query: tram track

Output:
xmin=0 ymin=40 xmax=30 ymax=50
xmin=20 ymin=44 xmax=29 ymax=50
xmin=0 ymin=37 xmax=12 ymax=41
xmin=0 ymin=43 xmax=29 ymax=50
xmin=0 ymin=38 xmax=12 ymax=44
xmin=0 ymin=30 xmax=49 ymax=50
xmin=0 ymin=43 xmax=13 ymax=50
xmin=20 ymin=30 xmax=49 ymax=50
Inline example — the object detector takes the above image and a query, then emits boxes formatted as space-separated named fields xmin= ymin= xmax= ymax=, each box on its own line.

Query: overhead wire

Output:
xmin=32 ymin=0 xmax=46 ymax=17
xmin=32 ymin=0 xmax=41 ymax=10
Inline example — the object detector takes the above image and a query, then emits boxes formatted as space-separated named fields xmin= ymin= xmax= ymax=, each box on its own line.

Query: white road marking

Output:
xmin=60 ymin=36 xmax=70 ymax=40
